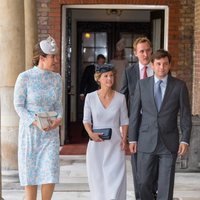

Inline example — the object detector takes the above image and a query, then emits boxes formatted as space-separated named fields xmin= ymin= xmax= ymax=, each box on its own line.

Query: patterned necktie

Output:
xmin=154 ymin=80 xmax=162 ymax=111
xmin=143 ymin=66 xmax=148 ymax=79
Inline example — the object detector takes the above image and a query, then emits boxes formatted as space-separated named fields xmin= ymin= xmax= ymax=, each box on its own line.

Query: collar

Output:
xmin=139 ymin=61 xmax=151 ymax=70
xmin=154 ymin=75 xmax=168 ymax=84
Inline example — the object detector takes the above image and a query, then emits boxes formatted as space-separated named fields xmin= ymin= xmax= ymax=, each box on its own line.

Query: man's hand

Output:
xmin=129 ymin=143 xmax=137 ymax=154
xmin=178 ymin=143 xmax=188 ymax=156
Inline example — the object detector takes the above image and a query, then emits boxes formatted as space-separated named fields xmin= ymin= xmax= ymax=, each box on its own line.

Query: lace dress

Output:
xmin=14 ymin=66 xmax=63 ymax=186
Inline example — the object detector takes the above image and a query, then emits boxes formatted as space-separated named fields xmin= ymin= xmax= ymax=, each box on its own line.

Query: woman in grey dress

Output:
xmin=83 ymin=64 xmax=129 ymax=200
xmin=14 ymin=36 xmax=62 ymax=200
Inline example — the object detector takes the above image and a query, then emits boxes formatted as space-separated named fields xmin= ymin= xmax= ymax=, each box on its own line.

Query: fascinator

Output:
xmin=116 ymin=38 xmax=125 ymax=51
xmin=39 ymin=35 xmax=58 ymax=55
xmin=95 ymin=63 xmax=114 ymax=73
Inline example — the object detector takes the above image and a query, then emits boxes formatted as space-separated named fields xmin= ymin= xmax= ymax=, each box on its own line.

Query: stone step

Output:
xmin=2 ymin=155 xmax=200 ymax=200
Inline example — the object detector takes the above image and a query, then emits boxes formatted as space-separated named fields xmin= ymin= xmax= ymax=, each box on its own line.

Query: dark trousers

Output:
xmin=137 ymin=138 xmax=177 ymax=200
xmin=131 ymin=154 xmax=141 ymax=200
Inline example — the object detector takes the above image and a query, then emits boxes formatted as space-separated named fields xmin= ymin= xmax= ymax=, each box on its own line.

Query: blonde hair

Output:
xmin=94 ymin=71 xmax=102 ymax=85
xmin=133 ymin=37 xmax=152 ymax=51
xmin=94 ymin=69 xmax=116 ymax=85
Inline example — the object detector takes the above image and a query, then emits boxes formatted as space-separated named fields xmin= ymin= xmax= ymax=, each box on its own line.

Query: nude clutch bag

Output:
xmin=35 ymin=111 xmax=57 ymax=130
xmin=92 ymin=128 xmax=112 ymax=140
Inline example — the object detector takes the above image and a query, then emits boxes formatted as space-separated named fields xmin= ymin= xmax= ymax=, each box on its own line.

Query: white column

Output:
xmin=0 ymin=0 xmax=25 ymax=182
xmin=24 ymin=0 xmax=38 ymax=69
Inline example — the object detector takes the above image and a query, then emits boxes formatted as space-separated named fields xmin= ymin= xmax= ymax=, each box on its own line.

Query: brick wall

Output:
xmin=193 ymin=0 xmax=200 ymax=114
xmin=36 ymin=0 xmax=195 ymax=112
xmin=176 ymin=0 xmax=194 ymax=99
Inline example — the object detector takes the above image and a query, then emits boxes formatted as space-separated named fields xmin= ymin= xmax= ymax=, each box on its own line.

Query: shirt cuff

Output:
xmin=129 ymin=141 xmax=137 ymax=144
xmin=180 ymin=141 xmax=189 ymax=145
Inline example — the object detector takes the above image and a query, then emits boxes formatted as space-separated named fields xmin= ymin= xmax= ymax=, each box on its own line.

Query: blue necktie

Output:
xmin=154 ymin=80 xmax=162 ymax=111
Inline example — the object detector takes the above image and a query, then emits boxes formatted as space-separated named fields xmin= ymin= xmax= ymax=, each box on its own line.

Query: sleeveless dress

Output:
xmin=14 ymin=66 xmax=63 ymax=186
xmin=83 ymin=91 xmax=129 ymax=200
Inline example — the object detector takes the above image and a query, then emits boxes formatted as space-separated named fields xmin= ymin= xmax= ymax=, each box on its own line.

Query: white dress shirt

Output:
xmin=139 ymin=62 xmax=154 ymax=79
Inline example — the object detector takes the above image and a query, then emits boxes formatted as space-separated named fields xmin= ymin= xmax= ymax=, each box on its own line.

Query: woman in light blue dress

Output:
xmin=83 ymin=64 xmax=129 ymax=200
xmin=14 ymin=36 xmax=63 ymax=200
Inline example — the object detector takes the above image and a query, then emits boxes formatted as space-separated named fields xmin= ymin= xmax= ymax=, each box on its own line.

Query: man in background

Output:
xmin=80 ymin=54 xmax=106 ymax=100
xmin=120 ymin=37 xmax=155 ymax=200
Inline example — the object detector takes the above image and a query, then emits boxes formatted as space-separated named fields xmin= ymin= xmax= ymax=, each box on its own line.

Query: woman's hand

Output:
xmin=43 ymin=118 xmax=62 ymax=132
xmin=120 ymin=138 xmax=127 ymax=151
xmin=32 ymin=118 xmax=62 ymax=132
xmin=89 ymin=131 xmax=103 ymax=142
xmin=83 ymin=123 xmax=103 ymax=142
xmin=120 ymin=125 xmax=128 ymax=151
xmin=50 ymin=118 xmax=62 ymax=129
xmin=45 ymin=118 xmax=62 ymax=131
xmin=32 ymin=121 xmax=38 ymax=127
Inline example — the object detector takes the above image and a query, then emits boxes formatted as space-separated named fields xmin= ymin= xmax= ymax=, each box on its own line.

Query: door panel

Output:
xmin=150 ymin=10 xmax=164 ymax=52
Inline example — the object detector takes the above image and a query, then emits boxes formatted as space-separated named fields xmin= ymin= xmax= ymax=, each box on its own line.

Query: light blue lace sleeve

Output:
xmin=14 ymin=73 xmax=35 ymax=126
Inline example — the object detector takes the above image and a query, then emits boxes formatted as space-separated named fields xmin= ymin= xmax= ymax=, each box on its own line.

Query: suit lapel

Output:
xmin=146 ymin=75 xmax=174 ymax=113
xmin=135 ymin=64 xmax=140 ymax=80
xmin=128 ymin=64 xmax=140 ymax=95
xmin=130 ymin=63 xmax=140 ymax=80
xmin=148 ymin=77 xmax=158 ymax=112
xmin=159 ymin=75 xmax=174 ymax=111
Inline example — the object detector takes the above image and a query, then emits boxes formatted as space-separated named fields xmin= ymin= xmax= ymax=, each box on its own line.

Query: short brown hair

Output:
xmin=150 ymin=49 xmax=172 ymax=64
xmin=32 ymin=43 xmax=47 ymax=66
xmin=133 ymin=37 xmax=152 ymax=51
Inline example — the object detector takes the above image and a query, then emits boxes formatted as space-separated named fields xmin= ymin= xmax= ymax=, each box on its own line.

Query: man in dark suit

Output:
xmin=129 ymin=49 xmax=192 ymax=200
xmin=120 ymin=37 xmax=154 ymax=200
xmin=80 ymin=54 xmax=106 ymax=100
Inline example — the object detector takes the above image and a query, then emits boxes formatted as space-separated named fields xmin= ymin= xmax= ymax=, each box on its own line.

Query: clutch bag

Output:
xmin=35 ymin=111 xmax=57 ymax=130
xmin=92 ymin=128 xmax=112 ymax=140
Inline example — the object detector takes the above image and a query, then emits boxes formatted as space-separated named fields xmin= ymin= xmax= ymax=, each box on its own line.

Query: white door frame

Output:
xmin=60 ymin=4 xmax=169 ymax=145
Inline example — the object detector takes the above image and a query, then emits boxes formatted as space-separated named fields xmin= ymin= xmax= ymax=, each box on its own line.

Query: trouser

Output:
xmin=137 ymin=139 xmax=177 ymax=200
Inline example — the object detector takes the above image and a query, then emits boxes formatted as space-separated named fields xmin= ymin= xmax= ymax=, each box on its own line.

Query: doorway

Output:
xmin=77 ymin=21 xmax=151 ymax=120
xmin=61 ymin=6 xmax=168 ymax=145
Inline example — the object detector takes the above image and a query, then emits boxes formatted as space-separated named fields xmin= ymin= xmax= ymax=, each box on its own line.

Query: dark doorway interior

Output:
xmin=67 ymin=21 xmax=150 ymax=143
xmin=65 ymin=9 xmax=165 ymax=144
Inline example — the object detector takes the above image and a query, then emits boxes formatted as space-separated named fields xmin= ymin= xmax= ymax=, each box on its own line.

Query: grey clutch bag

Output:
xmin=92 ymin=128 xmax=112 ymax=140
xmin=35 ymin=111 xmax=57 ymax=130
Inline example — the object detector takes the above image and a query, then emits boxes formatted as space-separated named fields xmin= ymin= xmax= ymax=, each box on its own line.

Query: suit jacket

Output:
xmin=128 ymin=75 xmax=192 ymax=153
xmin=120 ymin=63 xmax=140 ymax=105
xmin=80 ymin=64 xmax=99 ymax=95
